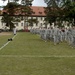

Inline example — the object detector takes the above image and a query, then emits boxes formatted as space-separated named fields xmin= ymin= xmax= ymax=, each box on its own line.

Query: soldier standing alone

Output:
xmin=13 ymin=26 xmax=16 ymax=35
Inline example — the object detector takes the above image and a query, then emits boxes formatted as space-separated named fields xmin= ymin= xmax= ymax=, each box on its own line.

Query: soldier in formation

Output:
xmin=30 ymin=25 xmax=75 ymax=48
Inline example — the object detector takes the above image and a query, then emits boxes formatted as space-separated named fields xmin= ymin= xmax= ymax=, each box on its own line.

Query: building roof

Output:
xmin=31 ymin=6 xmax=46 ymax=16
xmin=1 ymin=6 xmax=46 ymax=17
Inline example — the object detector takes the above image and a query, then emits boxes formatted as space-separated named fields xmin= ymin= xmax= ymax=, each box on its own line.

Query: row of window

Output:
xmin=32 ymin=12 xmax=43 ymax=14
xmin=15 ymin=23 xmax=43 ymax=27
xmin=29 ymin=17 xmax=45 ymax=20
xmin=1 ymin=17 xmax=45 ymax=27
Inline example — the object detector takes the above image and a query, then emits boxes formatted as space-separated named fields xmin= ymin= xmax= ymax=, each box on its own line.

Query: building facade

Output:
xmin=0 ymin=6 xmax=50 ymax=31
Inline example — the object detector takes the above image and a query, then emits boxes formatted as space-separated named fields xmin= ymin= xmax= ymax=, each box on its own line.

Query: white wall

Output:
xmin=15 ymin=21 xmax=24 ymax=30
xmin=0 ymin=16 xmax=3 ymax=29
xmin=0 ymin=16 xmax=47 ymax=30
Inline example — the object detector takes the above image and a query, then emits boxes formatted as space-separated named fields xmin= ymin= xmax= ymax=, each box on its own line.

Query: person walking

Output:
xmin=13 ymin=26 xmax=16 ymax=35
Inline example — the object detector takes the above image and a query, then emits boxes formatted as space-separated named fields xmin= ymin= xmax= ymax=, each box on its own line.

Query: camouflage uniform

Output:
xmin=53 ymin=26 xmax=59 ymax=45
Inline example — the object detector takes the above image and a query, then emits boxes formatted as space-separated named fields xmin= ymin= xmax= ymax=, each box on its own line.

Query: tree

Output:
xmin=1 ymin=12 xmax=15 ymax=30
xmin=1 ymin=2 xmax=20 ymax=31
xmin=1 ymin=0 xmax=33 ymax=31
xmin=44 ymin=0 xmax=63 ymax=26
xmin=62 ymin=0 xmax=75 ymax=25
xmin=28 ymin=18 xmax=38 ymax=27
xmin=44 ymin=0 xmax=75 ymax=26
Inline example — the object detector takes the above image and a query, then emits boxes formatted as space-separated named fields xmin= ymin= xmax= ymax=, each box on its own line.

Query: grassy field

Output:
xmin=0 ymin=32 xmax=13 ymax=47
xmin=0 ymin=32 xmax=75 ymax=75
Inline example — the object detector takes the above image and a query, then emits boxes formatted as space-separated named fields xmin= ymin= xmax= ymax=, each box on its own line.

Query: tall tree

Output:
xmin=2 ymin=2 xmax=20 ymax=30
xmin=1 ymin=0 xmax=33 ymax=30
xmin=28 ymin=18 xmax=38 ymax=27
xmin=44 ymin=0 xmax=75 ymax=26
xmin=44 ymin=0 xmax=62 ymax=25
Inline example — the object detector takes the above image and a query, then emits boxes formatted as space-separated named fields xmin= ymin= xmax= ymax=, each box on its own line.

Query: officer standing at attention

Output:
xmin=53 ymin=25 xmax=59 ymax=45
xmin=71 ymin=25 xmax=75 ymax=48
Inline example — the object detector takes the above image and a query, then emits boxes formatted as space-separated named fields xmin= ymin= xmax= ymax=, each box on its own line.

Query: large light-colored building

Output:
xmin=0 ymin=6 xmax=50 ymax=30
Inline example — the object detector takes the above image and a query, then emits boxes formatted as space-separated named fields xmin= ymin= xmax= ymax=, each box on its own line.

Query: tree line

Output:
xmin=44 ymin=0 xmax=75 ymax=26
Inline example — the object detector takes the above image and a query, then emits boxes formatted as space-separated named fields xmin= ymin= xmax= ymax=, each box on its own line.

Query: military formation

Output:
xmin=30 ymin=25 xmax=75 ymax=48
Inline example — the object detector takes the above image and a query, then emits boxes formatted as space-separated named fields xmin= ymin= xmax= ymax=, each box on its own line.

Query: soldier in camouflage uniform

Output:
xmin=53 ymin=26 xmax=59 ymax=45
xmin=71 ymin=25 xmax=75 ymax=48
xmin=67 ymin=27 xmax=73 ymax=45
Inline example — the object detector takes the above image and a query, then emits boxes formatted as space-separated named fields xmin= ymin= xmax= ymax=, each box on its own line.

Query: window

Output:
xmin=33 ymin=12 xmax=35 ymax=14
xmin=21 ymin=23 xmax=23 ymax=26
xmin=15 ymin=23 xmax=18 ymax=26
xmin=36 ymin=17 xmax=38 ymax=20
xmin=41 ymin=17 xmax=42 ymax=20
xmin=41 ymin=23 xmax=42 ymax=26
xmin=39 ymin=12 xmax=42 ymax=14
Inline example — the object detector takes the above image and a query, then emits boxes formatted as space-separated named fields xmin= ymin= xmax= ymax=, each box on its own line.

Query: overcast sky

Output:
xmin=32 ymin=0 xmax=47 ymax=7
xmin=0 ymin=0 xmax=47 ymax=7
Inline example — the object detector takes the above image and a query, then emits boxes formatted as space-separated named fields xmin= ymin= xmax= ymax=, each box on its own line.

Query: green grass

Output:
xmin=0 ymin=32 xmax=13 ymax=47
xmin=0 ymin=32 xmax=75 ymax=75
xmin=0 ymin=57 xmax=75 ymax=75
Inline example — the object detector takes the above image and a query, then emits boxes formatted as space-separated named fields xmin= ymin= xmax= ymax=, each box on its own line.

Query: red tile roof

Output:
xmin=31 ymin=6 xmax=46 ymax=16
xmin=1 ymin=6 xmax=46 ymax=16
